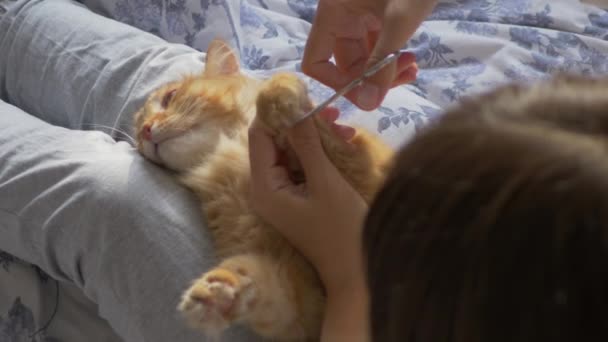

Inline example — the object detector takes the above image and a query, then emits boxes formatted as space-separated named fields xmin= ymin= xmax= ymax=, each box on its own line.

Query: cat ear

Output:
xmin=204 ymin=39 xmax=240 ymax=76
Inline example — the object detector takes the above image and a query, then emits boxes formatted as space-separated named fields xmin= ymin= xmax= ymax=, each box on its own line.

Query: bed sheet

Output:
xmin=81 ymin=0 xmax=608 ymax=147
xmin=1 ymin=253 xmax=121 ymax=342
xmin=2 ymin=0 xmax=607 ymax=341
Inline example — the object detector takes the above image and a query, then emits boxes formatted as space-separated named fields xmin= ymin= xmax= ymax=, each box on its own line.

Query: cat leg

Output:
xmin=178 ymin=255 xmax=256 ymax=337
xmin=179 ymin=253 xmax=323 ymax=340
xmin=255 ymin=73 xmax=315 ymax=132
xmin=256 ymin=72 xmax=393 ymax=203
xmin=254 ymin=72 xmax=323 ymax=180
xmin=255 ymin=71 xmax=351 ymax=158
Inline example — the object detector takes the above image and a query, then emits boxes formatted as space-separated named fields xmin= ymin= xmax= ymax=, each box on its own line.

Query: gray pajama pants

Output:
xmin=0 ymin=0 xmax=259 ymax=340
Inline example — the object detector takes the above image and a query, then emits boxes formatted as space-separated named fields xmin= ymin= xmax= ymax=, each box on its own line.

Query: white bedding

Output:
xmin=82 ymin=0 xmax=608 ymax=148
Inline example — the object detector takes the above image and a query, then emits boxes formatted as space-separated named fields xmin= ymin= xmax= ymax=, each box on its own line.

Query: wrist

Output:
xmin=317 ymin=209 xmax=368 ymax=295
xmin=319 ymin=256 xmax=367 ymax=297
xmin=322 ymin=277 xmax=370 ymax=342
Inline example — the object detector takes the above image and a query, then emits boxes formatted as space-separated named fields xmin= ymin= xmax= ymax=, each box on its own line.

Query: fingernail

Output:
xmin=357 ymin=83 xmax=380 ymax=109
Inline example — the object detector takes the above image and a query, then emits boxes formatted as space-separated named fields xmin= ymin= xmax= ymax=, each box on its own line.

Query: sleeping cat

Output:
xmin=134 ymin=39 xmax=393 ymax=341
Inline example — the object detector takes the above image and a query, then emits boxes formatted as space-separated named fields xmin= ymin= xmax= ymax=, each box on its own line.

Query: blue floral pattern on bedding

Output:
xmin=0 ymin=254 xmax=59 ymax=342
xmin=0 ymin=298 xmax=59 ymax=342
xmin=88 ymin=0 xmax=608 ymax=144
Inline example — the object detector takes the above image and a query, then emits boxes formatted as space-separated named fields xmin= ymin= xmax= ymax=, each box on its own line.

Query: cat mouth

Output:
xmin=141 ymin=140 xmax=164 ymax=165
xmin=152 ymin=142 xmax=168 ymax=166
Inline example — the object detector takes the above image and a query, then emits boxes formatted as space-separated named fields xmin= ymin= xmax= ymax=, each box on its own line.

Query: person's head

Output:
xmin=364 ymin=75 xmax=608 ymax=342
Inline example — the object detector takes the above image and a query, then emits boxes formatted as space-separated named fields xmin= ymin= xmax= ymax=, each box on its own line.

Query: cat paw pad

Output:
xmin=179 ymin=268 xmax=255 ymax=335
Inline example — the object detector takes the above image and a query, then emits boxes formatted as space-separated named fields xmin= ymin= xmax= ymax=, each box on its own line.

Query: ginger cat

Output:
xmin=134 ymin=39 xmax=393 ymax=341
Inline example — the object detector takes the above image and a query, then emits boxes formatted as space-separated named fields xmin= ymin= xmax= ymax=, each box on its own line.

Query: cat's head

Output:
xmin=134 ymin=39 xmax=257 ymax=172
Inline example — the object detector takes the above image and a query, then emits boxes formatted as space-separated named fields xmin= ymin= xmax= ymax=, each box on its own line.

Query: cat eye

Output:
xmin=161 ymin=89 xmax=177 ymax=108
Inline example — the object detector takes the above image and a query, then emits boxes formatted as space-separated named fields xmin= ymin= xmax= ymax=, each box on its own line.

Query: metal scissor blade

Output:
xmin=290 ymin=49 xmax=406 ymax=126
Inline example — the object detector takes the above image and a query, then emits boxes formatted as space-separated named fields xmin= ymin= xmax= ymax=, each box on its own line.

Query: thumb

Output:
xmin=359 ymin=0 xmax=434 ymax=108
xmin=286 ymin=116 xmax=333 ymax=189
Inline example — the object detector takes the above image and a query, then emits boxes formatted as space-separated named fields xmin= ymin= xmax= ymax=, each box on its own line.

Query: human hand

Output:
xmin=248 ymin=108 xmax=367 ymax=292
xmin=302 ymin=0 xmax=437 ymax=110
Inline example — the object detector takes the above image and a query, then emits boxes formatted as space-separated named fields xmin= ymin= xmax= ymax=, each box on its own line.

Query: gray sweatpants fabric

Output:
xmin=0 ymin=0 xmax=260 ymax=340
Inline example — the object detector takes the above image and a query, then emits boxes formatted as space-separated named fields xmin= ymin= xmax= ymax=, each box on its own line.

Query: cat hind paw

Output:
xmin=179 ymin=268 xmax=256 ymax=336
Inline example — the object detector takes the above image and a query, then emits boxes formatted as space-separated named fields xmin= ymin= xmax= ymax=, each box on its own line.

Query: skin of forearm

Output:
xmin=320 ymin=281 xmax=370 ymax=342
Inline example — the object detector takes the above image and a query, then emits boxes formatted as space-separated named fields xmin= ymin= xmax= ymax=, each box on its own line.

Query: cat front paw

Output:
xmin=256 ymin=73 xmax=314 ymax=132
xmin=179 ymin=268 xmax=256 ymax=336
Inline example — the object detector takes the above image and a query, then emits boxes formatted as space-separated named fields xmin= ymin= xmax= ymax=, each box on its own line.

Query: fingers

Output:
xmin=302 ymin=2 xmax=381 ymax=92
xmin=248 ymin=119 xmax=291 ymax=192
xmin=319 ymin=107 xmax=357 ymax=141
xmin=333 ymin=38 xmax=368 ymax=77
xmin=332 ymin=124 xmax=357 ymax=141
xmin=249 ymin=119 xmax=310 ymax=229
xmin=359 ymin=0 xmax=435 ymax=107
xmin=319 ymin=107 xmax=340 ymax=123
xmin=391 ymin=62 xmax=419 ymax=88
xmin=365 ymin=3 xmax=424 ymax=85
xmin=249 ymin=112 xmax=337 ymax=199
xmin=396 ymin=53 xmax=418 ymax=74
xmin=286 ymin=115 xmax=339 ymax=194
xmin=301 ymin=3 xmax=351 ymax=91
xmin=302 ymin=0 xmax=434 ymax=111
xmin=341 ymin=52 xmax=417 ymax=110
xmin=287 ymin=116 xmax=330 ymax=172
xmin=249 ymin=107 xmax=351 ymax=199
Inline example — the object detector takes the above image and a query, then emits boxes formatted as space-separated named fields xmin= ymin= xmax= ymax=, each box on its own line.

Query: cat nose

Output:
xmin=142 ymin=124 xmax=153 ymax=141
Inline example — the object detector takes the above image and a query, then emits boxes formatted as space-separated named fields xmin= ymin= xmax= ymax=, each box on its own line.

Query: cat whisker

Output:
xmin=82 ymin=123 xmax=136 ymax=145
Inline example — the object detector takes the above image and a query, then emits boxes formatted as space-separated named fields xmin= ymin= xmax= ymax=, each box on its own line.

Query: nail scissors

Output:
xmin=291 ymin=49 xmax=407 ymax=126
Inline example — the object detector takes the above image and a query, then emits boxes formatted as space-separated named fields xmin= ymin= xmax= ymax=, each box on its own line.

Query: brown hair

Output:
xmin=364 ymin=75 xmax=608 ymax=342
